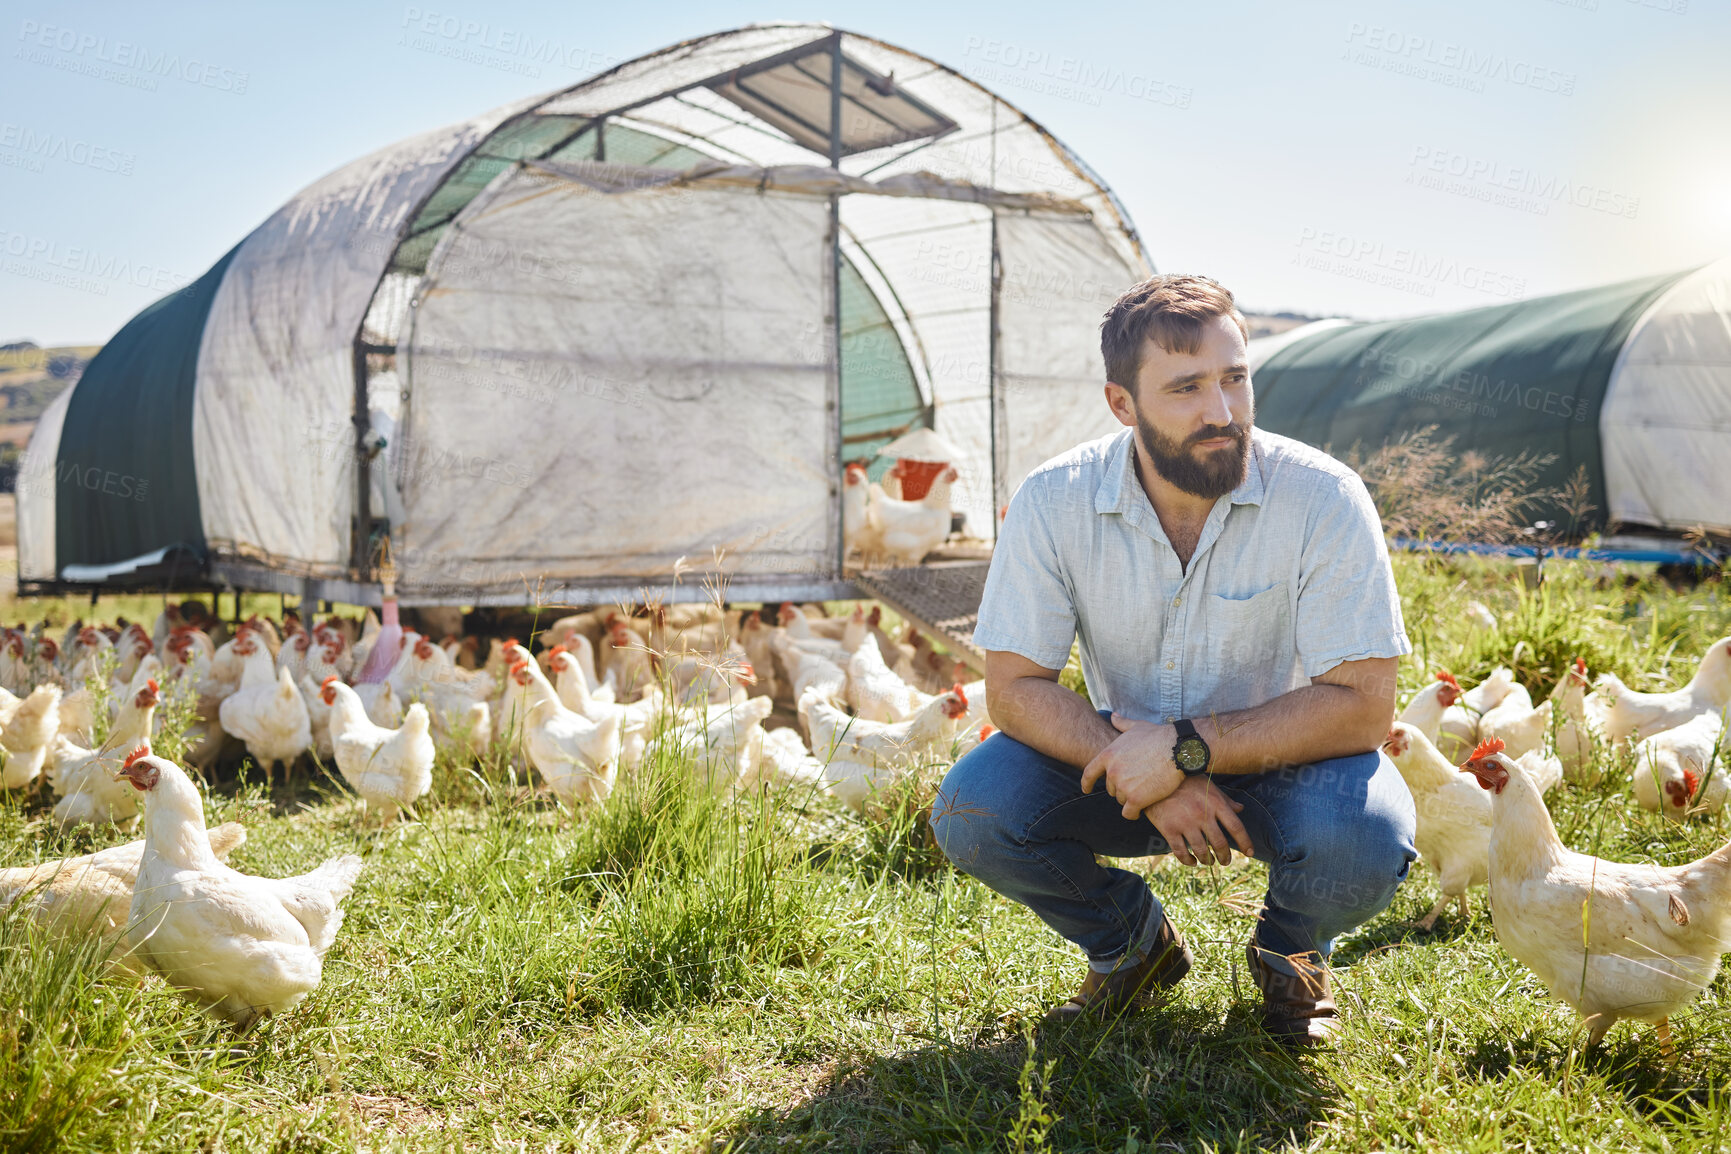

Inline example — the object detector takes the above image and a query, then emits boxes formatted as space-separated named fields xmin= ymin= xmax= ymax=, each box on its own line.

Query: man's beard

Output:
xmin=1135 ymin=409 xmax=1252 ymax=499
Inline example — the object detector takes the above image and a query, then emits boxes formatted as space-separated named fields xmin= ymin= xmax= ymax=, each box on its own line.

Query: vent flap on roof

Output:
xmin=707 ymin=37 xmax=956 ymax=160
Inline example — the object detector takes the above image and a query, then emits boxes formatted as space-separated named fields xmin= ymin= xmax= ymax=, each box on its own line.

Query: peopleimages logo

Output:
xmin=961 ymin=36 xmax=1193 ymax=108
xmin=14 ymin=19 xmax=250 ymax=94
xmin=0 ymin=229 xmax=189 ymax=294
xmin=0 ymin=122 xmax=136 ymax=175
xmin=1406 ymin=146 xmax=1640 ymax=220
xmin=398 ymin=7 xmax=618 ymax=76
xmin=1294 ymin=228 xmax=1527 ymax=301
xmin=1342 ymin=22 xmax=1576 ymax=97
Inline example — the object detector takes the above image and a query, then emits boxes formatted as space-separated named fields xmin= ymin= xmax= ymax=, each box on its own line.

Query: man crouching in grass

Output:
xmin=930 ymin=274 xmax=1417 ymax=1047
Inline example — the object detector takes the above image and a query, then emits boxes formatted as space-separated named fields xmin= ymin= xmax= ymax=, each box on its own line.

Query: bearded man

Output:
xmin=930 ymin=274 xmax=1417 ymax=1046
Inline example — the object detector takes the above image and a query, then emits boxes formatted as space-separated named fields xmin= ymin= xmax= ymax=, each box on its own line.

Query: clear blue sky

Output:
xmin=3 ymin=0 xmax=1728 ymax=345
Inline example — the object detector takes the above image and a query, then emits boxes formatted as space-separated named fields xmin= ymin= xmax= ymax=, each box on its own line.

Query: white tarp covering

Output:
xmin=1601 ymin=257 xmax=1731 ymax=535
xmin=398 ymin=168 xmax=835 ymax=592
xmin=993 ymin=210 xmax=1140 ymax=509
xmin=191 ymin=95 xmax=543 ymax=573
xmin=41 ymin=23 xmax=1150 ymax=595
xmin=16 ymin=384 xmax=71 ymax=581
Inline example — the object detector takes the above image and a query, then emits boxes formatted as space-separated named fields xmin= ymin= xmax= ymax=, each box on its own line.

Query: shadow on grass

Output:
xmin=1463 ymin=1025 xmax=1713 ymax=1120
xmin=718 ymin=1001 xmax=1333 ymax=1152
xmin=1329 ymin=910 xmax=1483 ymax=966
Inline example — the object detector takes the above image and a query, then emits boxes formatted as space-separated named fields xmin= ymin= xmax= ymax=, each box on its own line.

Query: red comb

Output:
xmin=1684 ymin=768 xmax=1702 ymax=799
xmin=1435 ymin=670 xmax=1461 ymax=691
xmin=1574 ymin=657 xmax=1586 ymax=673
xmin=321 ymin=674 xmax=338 ymax=689
xmin=551 ymin=643 xmax=567 ymax=656
xmin=952 ymin=682 xmax=968 ymax=708
xmin=1468 ymin=737 xmax=1506 ymax=762
xmin=146 ymin=678 xmax=159 ymax=694
xmin=122 ymin=745 xmax=151 ymax=769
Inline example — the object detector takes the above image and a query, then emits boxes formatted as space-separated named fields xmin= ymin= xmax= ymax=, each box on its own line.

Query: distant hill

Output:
xmin=0 ymin=343 xmax=101 ymax=487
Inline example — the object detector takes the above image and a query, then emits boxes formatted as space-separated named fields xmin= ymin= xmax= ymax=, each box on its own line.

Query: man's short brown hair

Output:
xmin=1100 ymin=274 xmax=1249 ymax=391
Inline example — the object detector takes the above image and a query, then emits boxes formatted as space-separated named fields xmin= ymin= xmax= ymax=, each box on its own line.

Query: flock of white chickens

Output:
xmin=0 ymin=597 xmax=989 ymax=1029
xmin=1384 ymin=613 xmax=1731 ymax=1055
xmin=4 ymin=588 xmax=1731 ymax=1058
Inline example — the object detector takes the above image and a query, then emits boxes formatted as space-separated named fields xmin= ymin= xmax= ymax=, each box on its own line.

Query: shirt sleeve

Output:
xmin=970 ymin=478 xmax=1078 ymax=671
xmin=1295 ymin=473 xmax=1412 ymax=678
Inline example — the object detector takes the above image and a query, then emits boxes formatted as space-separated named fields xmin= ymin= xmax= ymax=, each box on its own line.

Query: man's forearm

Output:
xmin=1194 ymin=682 xmax=1391 ymax=774
xmin=989 ymin=676 xmax=1118 ymax=769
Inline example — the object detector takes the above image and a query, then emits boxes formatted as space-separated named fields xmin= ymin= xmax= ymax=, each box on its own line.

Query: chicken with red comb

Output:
xmin=1459 ymin=737 xmax=1731 ymax=1055
xmin=1631 ymin=710 xmax=1727 ymax=819
xmin=49 ymin=663 xmax=164 ymax=829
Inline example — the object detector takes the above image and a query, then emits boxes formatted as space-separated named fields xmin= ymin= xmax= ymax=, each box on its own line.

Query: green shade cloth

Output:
xmin=1253 ymin=269 xmax=1695 ymax=530
xmin=54 ymin=243 xmax=241 ymax=572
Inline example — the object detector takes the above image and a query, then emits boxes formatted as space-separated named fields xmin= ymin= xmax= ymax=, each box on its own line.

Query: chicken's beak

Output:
xmin=1459 ymin=756 xmax=1509 ymax=794
xmin=114 ymin=760 xmax=160 ymax=791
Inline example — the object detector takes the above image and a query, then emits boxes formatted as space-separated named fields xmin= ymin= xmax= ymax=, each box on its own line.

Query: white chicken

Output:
xmin=50 ymin=676 xmax=161 ymax=829
xmin=1599 ymin=637 xmax=1731 ymax=746
xmin=541 ymin=645 xmax=656 ymax=771
xmin=1463 ymin=736 xmax=1731 ymax=1053
xmin=747 ymin=726 xmax=826 ymax=789
xmin=218 ymin=633 xmax=312 ymax=783
xmin=869 ymin=465 xmax=957 ymax=566
xmin=0 ymin=821 xmax=245 ymax=969
xmin=119 ymin=750 xmax=363 ymax=1028
xmin=389 ymin=634 xmax=497 ymax=752
xmin=510 ymin=656 xmax=623 ymax=808
xmin=1460 ymin=666 xmax=1518 ymax=715
xmin=598 ymin=618 xmax=654 ymax=701
xmin=663 ymin=695 xmax=776 ymax=792
xmin=801 ymin=684 xmax=969 ymax=811
xmin=773 ymin=633 xmax=847 ymax=721
xmin=1477 ymin=688 xmax=1552 ymax=760
xmin=843 ymin=462 xmax=885 ymax=564
xmin=1 ymin=684 xmax=62 ymax=790
xmin=113 ymin=623 xmax=156 ymax=686
xmin=320 ymin=678 xmax=436 ymax=822
xmin=1382 ymin=722 xmax=1492 ymax=930
xmin=737 ymin=611 xmax=784 ymax=704
xmin=1398 ymin=670 xmax=1465 ymax=750
xmin=846 ymin=630 xmax=931 ymax=723
xmin=1632 ymin=710 xmax=1727 ymax=819
xmin=1550 ymin=657 xmax=1612 ymax=781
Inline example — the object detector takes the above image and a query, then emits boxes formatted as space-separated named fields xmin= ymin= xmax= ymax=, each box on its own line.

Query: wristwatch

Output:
xmin=1172 ymin=719 xmax=1211 ymax=776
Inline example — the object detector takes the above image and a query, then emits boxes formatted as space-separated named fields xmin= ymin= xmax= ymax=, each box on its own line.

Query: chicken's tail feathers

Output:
xmin=206 ymin=820 xmax=247 ymax=861
xmin=302 ymin=853 xmax=364 ymax=901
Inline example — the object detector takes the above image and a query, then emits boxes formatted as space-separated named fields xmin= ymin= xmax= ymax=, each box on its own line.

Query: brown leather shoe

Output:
xmin=1042 ymin=914 xmax=1192 ymax=1025
xmin=1245 ymin=940 xmax=1339 ymax=1047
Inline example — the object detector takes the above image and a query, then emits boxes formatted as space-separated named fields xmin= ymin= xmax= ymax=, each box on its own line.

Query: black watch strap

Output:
xmin=1173 ymin=718 xmax=1211 ymax=776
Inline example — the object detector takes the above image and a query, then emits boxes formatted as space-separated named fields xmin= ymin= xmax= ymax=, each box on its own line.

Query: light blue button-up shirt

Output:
xmin=973 ymin=426 xmax=1410 ymax=723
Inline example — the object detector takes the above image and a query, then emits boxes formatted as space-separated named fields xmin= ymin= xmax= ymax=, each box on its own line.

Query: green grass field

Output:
xmin=3 ymin=553 xmax=1730 ymax=1153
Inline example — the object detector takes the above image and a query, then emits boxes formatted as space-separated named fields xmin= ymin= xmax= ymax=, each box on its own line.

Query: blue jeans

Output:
xmin=930 ymin=712 xmax=1417 ymax=976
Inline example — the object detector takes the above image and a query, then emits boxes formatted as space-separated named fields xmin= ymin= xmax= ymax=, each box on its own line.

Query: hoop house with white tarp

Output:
xmin=18 ymin=23 xmax=1150 ymax=606
xmin=1247 ymin=258 xmax=1731 ymax=541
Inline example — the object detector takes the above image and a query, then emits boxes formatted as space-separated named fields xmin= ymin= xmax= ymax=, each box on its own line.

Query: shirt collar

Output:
xmin=1094 ymin=427 xmax=1266 ymax=516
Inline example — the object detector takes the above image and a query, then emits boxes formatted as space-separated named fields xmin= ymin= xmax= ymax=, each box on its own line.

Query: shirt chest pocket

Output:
xmin=1202 ymin=581 xmax=1292 ymax=668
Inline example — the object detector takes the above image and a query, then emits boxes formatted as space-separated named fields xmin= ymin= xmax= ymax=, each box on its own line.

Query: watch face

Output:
xmin=1175 ymin=736 xmax=1209 ymax=774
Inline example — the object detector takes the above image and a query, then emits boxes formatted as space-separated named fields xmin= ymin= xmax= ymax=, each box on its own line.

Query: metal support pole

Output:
xmin=351 ymin=340 xmax=371 ymax=579
xmin=989 ymin=211 xmax=1003 ymax=540
xmin=829 ymin=33 xmax=846 ymax=579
